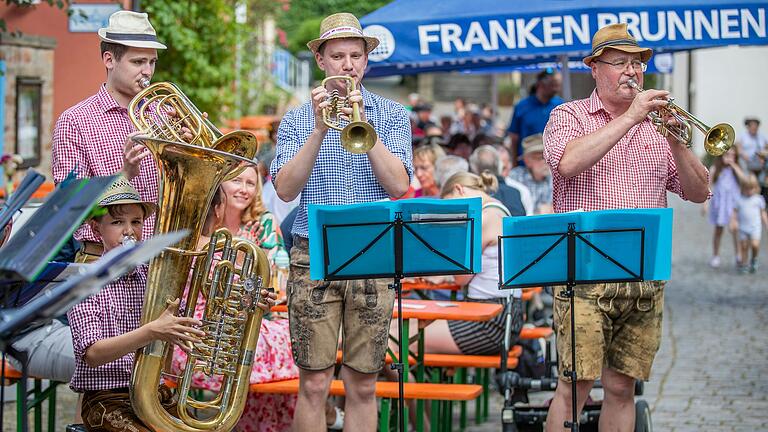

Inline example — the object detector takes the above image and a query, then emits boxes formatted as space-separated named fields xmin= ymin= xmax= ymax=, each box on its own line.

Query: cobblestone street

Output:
xmin=3 ymin=195 xmax=767 ymax=431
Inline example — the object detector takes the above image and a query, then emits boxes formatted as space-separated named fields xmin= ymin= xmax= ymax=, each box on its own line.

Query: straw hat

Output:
xmin=583 ymin=23 xmax=652 ymax=66
xmin=307 ymin=13 xmax=379 ymax=54
xmin=98 ymin=11 xmax=167 ymax=50
xmin=96 ymin=176 xmax=157 ymax=217
xmin=521 ymin=134 xmax=544 ymax=158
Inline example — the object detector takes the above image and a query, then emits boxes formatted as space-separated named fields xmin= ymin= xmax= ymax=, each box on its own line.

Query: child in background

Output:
xmin=706 ymin=147 xmax=744 ymax=268
xmin=735 ymin=174 xmax=768 ymax=273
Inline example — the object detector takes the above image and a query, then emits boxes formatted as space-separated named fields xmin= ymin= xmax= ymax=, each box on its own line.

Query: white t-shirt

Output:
xmin=736 ymin=194 xmax=766 ymax=234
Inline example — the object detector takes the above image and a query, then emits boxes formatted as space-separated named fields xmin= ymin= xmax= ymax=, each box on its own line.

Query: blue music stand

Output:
xmin=309 ymin=197 xmax=482 ymax=432
xmin=0 ymin=231 xmax=188 ymax=432
xmin=498 ymin=208 xmax=672 ymax=431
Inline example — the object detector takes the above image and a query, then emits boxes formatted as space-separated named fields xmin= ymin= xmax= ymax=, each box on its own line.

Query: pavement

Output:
xmin=3 ymin=194 xmax=768 ymax=431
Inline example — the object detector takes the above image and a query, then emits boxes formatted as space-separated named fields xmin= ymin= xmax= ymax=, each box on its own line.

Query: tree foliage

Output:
xmin=144 ymin=1 xmax=247 ymax=124
xmin=144 ymin=0 xmax=282 ymax=123
xmin=276 ymin=0 xmax=390 ymax=56
xmin=1 ymin=0 xmax=69 ymax=32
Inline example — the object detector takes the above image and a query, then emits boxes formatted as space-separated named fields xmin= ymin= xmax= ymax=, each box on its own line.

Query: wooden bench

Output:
xmin=251 ymin=379 xmax=481 ymax=432
xmin=2 ymin=361 xmax=61 ymax=432
xmin=250 ymin=378 xmax=481 ymax=401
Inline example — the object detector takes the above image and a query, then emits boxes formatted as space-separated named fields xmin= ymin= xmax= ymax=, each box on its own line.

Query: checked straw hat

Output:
xmin=307 ymin=12 xmax=379 ymax=54
xmin=98 ymin=10 xmax=167 ymax=50
xmin=583 ymin=23 xmax=652 ymax=66
xmin=96 ymin=176 xmax=157 ymax=217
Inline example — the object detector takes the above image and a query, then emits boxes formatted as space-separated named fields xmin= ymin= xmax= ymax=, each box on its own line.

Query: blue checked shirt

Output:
xmin=271 ymin=86 xmax=413 ymax=238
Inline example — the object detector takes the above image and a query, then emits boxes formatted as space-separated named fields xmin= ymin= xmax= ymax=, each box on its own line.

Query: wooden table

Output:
xmin=390 ymin=299 xmax=502 ymax=432
xmin=271 ymin=299 xmax=501 ymax=432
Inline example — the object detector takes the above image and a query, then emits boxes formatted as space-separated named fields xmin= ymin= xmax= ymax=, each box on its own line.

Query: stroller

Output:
xmin=495 ymin=288 xmax=653 ymax=432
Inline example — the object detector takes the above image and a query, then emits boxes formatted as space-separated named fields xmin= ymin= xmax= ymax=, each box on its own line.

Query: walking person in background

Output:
xmin=705 ymin=147 xmax=745 ymax=268
xmin=734 ymin=174 xmax=768 ymax=273
xmin=736 ymin=117 xmax=767 ymax=176
xmin=507 ymin=68 xmax=564 ymax=166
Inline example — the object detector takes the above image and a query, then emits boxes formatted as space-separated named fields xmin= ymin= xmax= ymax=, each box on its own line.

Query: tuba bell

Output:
xmin=127 ymin=81 xmax=268 ymax=432
xmin=321 ymin=75 xmax=377 ymax=154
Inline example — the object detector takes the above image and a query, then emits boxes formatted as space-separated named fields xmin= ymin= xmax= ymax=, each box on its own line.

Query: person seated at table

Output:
xmin=421 ymin=171 xmax=523 ymax=355
xmin=413 ymin=143 xmax=446 ymax=197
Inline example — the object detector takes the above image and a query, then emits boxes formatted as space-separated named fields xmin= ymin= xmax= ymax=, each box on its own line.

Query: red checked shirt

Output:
xmin=543 ymin=89 xmax=704 ymax=213
xmin=68 ymin=265 xmax=147 ymax=392
xmin=52 ymin=84 xmax=158 ymax=242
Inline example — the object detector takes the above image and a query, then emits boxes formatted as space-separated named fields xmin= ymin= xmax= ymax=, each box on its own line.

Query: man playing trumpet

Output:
xmin=271 ymin=12 xmax=412 ymax=432
xmin=542 ymin=23 xmax=710 ymax=431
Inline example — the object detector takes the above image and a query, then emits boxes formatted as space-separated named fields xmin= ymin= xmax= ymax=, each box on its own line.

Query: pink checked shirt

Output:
xmin=52 ymin=85 xmax=158 ymax=242
xmin=543 ymin=90 xmax=702 ymax=213
xmin=68 ymin=265 xmax=147 ymax=392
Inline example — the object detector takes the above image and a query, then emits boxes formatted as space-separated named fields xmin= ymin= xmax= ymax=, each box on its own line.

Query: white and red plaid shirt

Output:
xmin=52 ymin=84 xmax=158 ymax=242
xmin=543 ymin=89 xmax=705 ymax=213
xmin=68 ymin=265 xmax=147 ymax=392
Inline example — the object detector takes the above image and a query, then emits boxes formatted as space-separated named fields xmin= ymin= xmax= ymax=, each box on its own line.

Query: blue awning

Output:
xmin=360 ymin=0 xmax=768 ymax=76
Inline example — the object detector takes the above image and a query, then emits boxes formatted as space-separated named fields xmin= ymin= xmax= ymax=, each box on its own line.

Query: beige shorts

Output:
xmin=287 ymin=236 xmax=395 ymax=374
xmin=553 ymin=281 xmax=665 ymax=382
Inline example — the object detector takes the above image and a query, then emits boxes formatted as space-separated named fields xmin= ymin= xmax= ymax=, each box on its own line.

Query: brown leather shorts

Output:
xmin=554 ymin=281 xmax=665 ymax=382
xmin=81 ymin=385 xmax=176 ymax=432
xmin=287 ymin=236 xmax=395 ymax=374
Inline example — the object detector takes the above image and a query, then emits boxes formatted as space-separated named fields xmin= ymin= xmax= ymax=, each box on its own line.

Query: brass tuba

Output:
xmin=127 ymin=81 xmax=268 ymax=431
xmin=627 ymin=78 xmax=734 ymax=156
xmin=321 ymin=75 xmax=377 ymax=154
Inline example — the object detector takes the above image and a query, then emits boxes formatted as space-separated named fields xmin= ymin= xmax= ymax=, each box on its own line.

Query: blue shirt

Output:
xmin=507 ymin=94 xmax=564 ymax=165
xmin=271 ymin=86 xmax=413 ymax=238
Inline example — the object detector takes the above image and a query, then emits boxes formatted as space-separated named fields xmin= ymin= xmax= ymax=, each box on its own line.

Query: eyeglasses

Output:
xmin=594 ymin=59 xmax=648 ymax=72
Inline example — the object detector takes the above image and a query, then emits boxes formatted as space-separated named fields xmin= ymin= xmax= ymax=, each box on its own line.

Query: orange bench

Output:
xmin=251 ymin=378 xmax=481 ymax=431
xmin=250 ymin=379 xmax=481 ymax=401
xmin=520 ymin=326 xmax=553 ymax=340
xmin=0 ymin=181 xmax=54 ymax=199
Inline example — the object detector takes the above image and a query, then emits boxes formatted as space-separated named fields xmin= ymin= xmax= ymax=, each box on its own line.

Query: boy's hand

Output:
xmin=149 ymin=298 xmax=205 ymax=353
xmin=257 ymin=289 xmax=277 ymax=312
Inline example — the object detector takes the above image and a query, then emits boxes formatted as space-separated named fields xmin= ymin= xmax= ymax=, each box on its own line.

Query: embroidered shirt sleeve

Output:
xmin=52 ymin=112 xmax=89 ymax=183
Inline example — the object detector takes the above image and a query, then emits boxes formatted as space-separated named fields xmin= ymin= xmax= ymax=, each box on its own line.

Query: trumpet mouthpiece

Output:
xmin=139 ymin=78 xmax=151 ymax=88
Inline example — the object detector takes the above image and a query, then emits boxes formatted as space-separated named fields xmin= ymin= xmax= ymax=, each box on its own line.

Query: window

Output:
xmin=16 ymin=77 xmax=42 ymax=168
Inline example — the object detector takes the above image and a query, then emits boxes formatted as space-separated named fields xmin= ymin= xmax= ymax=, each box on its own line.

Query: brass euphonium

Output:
xmin=322 ymin=75 xmax=377 ymax=153
xmin=627 ymin=78 xmax=735 ymax=156
xmin=127 ymin=80 xmax=268 ymax=432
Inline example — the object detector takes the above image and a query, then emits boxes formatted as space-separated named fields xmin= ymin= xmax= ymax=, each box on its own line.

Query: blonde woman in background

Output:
xmin=415 ymin=171 xmax=523 ymax=355
xmin=220 ymin=165 xmax=289 ymax=293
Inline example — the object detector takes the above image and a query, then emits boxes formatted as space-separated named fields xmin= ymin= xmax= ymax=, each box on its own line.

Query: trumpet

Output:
xmin=321 ymin=75 xmax=377 ymax=154
xmin=627 ymin=78 xmax=734 ymax=156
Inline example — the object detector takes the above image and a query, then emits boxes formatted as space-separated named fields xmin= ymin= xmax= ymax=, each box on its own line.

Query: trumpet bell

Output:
xmin=704 ymin=123 xmax=735 ymax=157
xmin=341 ymin=121 xmax=377 ymax=154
